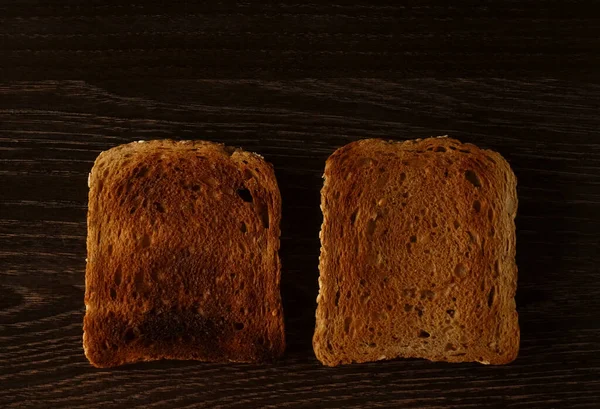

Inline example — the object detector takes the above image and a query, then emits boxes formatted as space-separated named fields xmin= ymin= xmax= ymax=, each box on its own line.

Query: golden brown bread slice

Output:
xmin=84 ymin=140 xmax=284 ymax=368
xmin=313 ymin=137 xmax=519 ymax=366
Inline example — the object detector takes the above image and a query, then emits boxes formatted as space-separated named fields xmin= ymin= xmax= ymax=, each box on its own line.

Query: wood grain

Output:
xmin=1 ymin=79 xmax=599 ymax=408
xmin=1 ymin=1 xmax=600 ymax=79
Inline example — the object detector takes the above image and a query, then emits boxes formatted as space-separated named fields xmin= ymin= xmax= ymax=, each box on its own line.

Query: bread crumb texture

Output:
xmin=313 ymin=137 xmax=519 ymax=366
xmin=84 ymin=140 xmax=284 ymax=368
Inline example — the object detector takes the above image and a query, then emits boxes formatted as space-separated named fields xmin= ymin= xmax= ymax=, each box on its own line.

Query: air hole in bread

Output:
xmin=418 ymin=330 xmax=430 ymax=338
xmin=465 ymin=170 xmax=482 ymax=187
xmin=376 ymin=172 xmax=389 ymax=189
xmin=240 ymin=221 xmax=247 ymax=233
xmin=473 ymin=200 xmax=482 ymax=213
xmin=243 ymin=168 xmax=253 ymax=180
xmin=350 ymin=209 xmax=359 ymax=224
xmin=420 ymin=290 xmax=435 ymax=301
xmin=400 ymin=172 xmax=406 ymax=183
xmin=489 ymin=227 xmax=495 ymax=237
xmin=344 ymin=317 xmax=352 ymax=333
xmin=494 ymin=260 xmax=501 ymax=278
xmin=134 ymin=166 xmax=149 ymax=178
xmin=505 ymin=196 xmax=517 ymax=217
xmin=233 ymin=322 xmax=244 ymax=331
xmin=206 ymin=177 xmax=219 ymax=188
xmin=115 ymin=184 xmax=124 ymax=197
xmin=359 ymin=157 xmax=376 ymax=167
xmin=434 ymin=146 xmax=447 ymax=153
xmin=110 ymin=288 xmax=117 ymax=300
xmin=334 ymin=289 xmax=341 ymax=307
xmin=368 ymin=342 xmax=377 ymax=348
xmin=445 ymin=343 xmax=457 ymax=351
xmin=403 ymin=289 xmax=416 ymax=298
xmin=114 ymin=269 xmax=122 ymax=286
xmin=237 ymin=188 xmax=253 ymax=203
xmin=140 ymin=234 xmax=151 ymax=248
xmin=154 ymin=202 xmax=165 ymax=213
xmin=255 ymin=201 xmax=269 ymax=228
xmin=404 ymin=304 xmax=413 ymax=312
xmin=416 ymin=307 xmax=424 ymax=317
xmin=409 ymin=235 xmax=417 ymax=243
xmin=134 ymin=271 xmax=145 ymax=291
xmin=459 ymin=149 xmax=471 ymax=154
xmin=453 ymin=220 xmax=460 ymax=229
xmin=124 ymin=328 xmax=136 ymax=343
xmin=487 ymin=286 xmax=496 ymax=307
xmin=454 ymin=264 xmax=467 ymax=278
xmin=375 ymin=311 xmax=388 ymax=321
xmin=366 ymin=218 xmax=377 ymax=236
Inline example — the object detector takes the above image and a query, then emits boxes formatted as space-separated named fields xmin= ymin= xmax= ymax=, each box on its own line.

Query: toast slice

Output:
xmin=313 ymin=137 xmax=519 ymax=366
xmin=84 ymin=140 xmax=284 ymax=368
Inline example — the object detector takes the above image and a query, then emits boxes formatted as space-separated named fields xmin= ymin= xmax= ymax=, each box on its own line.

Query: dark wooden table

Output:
xmin=1 ymin=2 xmax=600 ymax=408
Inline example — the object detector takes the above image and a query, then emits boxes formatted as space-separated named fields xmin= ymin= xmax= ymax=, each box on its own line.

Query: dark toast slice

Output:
xmin=84 ymin=140 xmax=284 ymax=368
xmin=313 ymin=137 xmax=519 ymax=366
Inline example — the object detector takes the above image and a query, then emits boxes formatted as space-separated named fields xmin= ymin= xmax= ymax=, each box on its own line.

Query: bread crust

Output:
xmin=84 ymin=140 xmax=284 ymax=368
xmin=313 ymin=137 xmax=519 ymax=366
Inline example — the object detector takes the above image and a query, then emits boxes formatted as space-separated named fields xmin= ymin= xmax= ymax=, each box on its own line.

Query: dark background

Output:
xmin=1 ymin=2 xmax=599 ymax=408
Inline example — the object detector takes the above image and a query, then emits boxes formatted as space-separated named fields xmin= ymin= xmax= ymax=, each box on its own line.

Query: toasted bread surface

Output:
xmin=314 ymin=137 xmax=519 ymax=366
xmin=84 ymin=140 xmax=284 ymax=368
